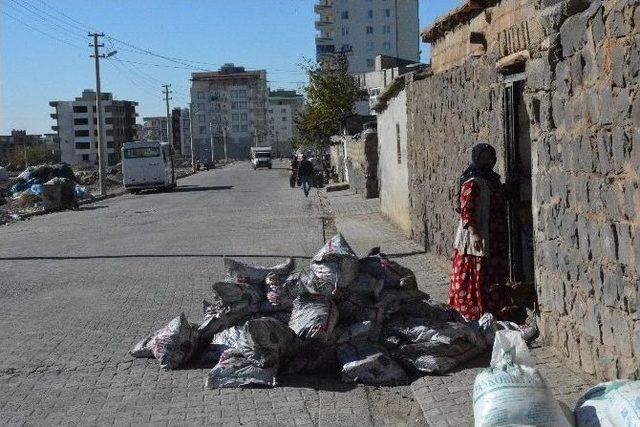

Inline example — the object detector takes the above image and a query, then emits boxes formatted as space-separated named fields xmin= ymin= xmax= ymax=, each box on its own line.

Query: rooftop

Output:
xmin=421 ymin=0 xmax=493 ymax=43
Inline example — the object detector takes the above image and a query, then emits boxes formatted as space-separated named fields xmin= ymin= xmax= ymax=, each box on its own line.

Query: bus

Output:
xmin=121 ymin=140 xmax=176 ymax=193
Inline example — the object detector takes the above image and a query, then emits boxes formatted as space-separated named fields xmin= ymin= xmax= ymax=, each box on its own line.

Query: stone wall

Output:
xmin=407 ymin=0 xmax=640 ymax=379
xmin=406 ymin=55 xmax=505 ymax=256
xmin=527 ymin=0 xmax=640 ymax=380
xmin=344 ymin=132 xmax=379 ymax=198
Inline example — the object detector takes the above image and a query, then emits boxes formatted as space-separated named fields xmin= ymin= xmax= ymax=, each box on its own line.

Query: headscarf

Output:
xmin=455 ymin=143 xmax=501 ymax=213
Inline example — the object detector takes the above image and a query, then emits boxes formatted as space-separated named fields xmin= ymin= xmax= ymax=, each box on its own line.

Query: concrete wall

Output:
xmin=339 ymin=132 xmax=379 ymax=198
xmin=378 ymin=88 xmax=411 ymax=236
xmin=407 ymin=0 xmax=640 ymax=379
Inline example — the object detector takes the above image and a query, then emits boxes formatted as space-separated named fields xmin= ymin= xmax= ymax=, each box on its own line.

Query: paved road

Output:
xmin=0 ymin=161 xmax=424 ymax=426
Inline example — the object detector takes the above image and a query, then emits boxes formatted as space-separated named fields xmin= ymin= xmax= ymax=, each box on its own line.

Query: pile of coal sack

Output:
xmin=130 ymin=234 xmax=503 ymax=388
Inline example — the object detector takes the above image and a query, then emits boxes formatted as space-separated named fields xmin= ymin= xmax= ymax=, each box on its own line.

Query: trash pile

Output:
xmin=4 ymin=163 xmax=92 ymax=218
xmin=131 ymin=234 xmax=532 ymax=389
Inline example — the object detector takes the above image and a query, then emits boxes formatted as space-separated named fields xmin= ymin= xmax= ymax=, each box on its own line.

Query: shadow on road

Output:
xmin=0 ymin=253 xmax=312 ymax=261
xmin=77 ymin=205 xmax=108 ymax=211
xmin=173 ymin=185 xmax=234 ymax=193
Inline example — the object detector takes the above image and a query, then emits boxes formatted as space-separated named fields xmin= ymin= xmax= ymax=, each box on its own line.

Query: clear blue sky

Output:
xmin=1 ymin=0 xmax=457 ymax=134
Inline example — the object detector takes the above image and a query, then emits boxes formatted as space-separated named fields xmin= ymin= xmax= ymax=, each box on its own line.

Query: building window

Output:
xmin=81 ymin=154 xmax=90 ymax=161
xmin=240 ymin=113 xmax=248 ymax=121
xmin=75 ymin=130 xmax=90 ymax=137
xmin=199 ymin=126 xmax=206 ymax=134
xmin=366 ymin=26 xmax=373 ymax=34
xmin=341 ymin=44 xmax=352 ymax=52
xmin=75 ymin=142 xmax=90 ymax=149
xmin=268 ymin=109 xmax=273 ymax=113
xmin=384 ymin=8 xmax=391 ymax=17
xmin=73 ymin=106 xmax=88 ymax=113
xmin=367 ymin=10 xmax=373 ymax=18
xmin=281 ymin=108 xmax=287 ymax=113
xmin=240 ymin=124 xmax=248 ymax=132
xmin=383 ymin=24 xmax=391 ymax=34
xmin=383 ymin=41 xmax=391 ymax=51
xmin=341 ymin=10 xmax=349 ymax=19
xmin=366 ymin=58 xmax=374 ymax=67
xmin=367 ymin=41 xmax=375 ymax=51
xmin=74 ymin=118 xmax=88 ymax=125
xmin=198 ymin=115 xmax=205 ymax=123
xmin=396 ymin=123 xmax=401 ymax=164
xmin=232 ymin=124 xmax=240 ymax=132
xmin=341 ymin=27 xmax=349 ymax=36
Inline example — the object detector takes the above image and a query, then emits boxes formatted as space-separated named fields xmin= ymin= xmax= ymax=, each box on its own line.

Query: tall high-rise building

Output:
xmin=190 ymin=64 xmax=268 ymax=160
xmin=50 ymin=89 xmax=138 ymax=167
xmin=314 ymin=0 xmax=419 ymax=73
xmin=267 ymin=89 xmax=305 ymax=156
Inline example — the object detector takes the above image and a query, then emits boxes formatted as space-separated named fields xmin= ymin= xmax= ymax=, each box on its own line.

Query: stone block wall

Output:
xmin=345 ymin=132 xmax=380 ymax=198
xmin=407 ymin=0 xmax=640 ymax=379
xmin=406 ymin=55 xmax=505 ymax=256
xmin=528 ymin=0 xmax=640 ymax=380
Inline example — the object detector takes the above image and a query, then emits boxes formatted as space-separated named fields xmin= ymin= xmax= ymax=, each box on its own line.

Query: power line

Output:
xmin=5 ymin=0 xmax=88 ymax=43
xmin=1 ymin=9 xmax=86 ymax=50
xmin=35 ymin=0 xmax=93 ymax=32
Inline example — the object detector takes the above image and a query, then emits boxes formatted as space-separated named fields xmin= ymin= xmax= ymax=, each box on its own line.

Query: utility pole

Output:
xmin=162 ymin=84 xmax=172 ymax=147
xmin=222 ymin=126 xmax=228 ymax=163
xmin=209 ymin=121 xmax=216 ymax=168
xmin=188 ymin=103 xmax=196 ymax=172
xmin=89 ymin=32 xmax=116 ymax=196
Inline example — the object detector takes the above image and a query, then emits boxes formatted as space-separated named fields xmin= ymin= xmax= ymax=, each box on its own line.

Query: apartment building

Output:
xmin=354 ymin=54 xmax=425 ymax=115
xmin=171 ymin=108 xmax=192 ymax=156
xmin=267 ymin=89 xmax=305 ymax=156
xmin=314 ymin=0 xmax=419 ymax=73
xmin=50 ymin=89 xmax=138 ymax=167
xmin=142 ymin=116 xmax=169 ymax=142
xmin=190 ymin=64 xmax=268 ymax=160
xmin=0 ymin=130 xmax=43 ymax=166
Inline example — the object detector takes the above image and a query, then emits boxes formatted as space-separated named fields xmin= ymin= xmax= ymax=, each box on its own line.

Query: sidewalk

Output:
xmin=320 ymin=188 xmax=597 ymax=426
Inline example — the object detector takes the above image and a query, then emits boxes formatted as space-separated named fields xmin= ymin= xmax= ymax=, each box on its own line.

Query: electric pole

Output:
xmin=188 ymin=103 xmax=196 ymax=172
xmin=89 ymin=32 xmax=116 ymax=197
xmin=222 ymin=126 xmax=228 ymax=163
xmin=209 ymin=121 xmax=215 ymax=168
xmin=162 ymin=84 xmax=172 ymax=147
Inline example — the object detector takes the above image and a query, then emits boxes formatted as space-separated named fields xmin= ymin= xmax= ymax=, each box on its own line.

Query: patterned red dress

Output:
xmin=449 ymin=179 xmax=509 ymax=320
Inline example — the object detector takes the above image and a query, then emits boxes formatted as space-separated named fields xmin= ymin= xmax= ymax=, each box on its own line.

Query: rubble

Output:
xmin=129 ymin=234 xmax=534 ymax=389
xmin=1 ymin=163 xmax=93 ymax=224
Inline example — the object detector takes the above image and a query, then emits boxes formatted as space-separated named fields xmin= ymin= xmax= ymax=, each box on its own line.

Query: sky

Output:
xmin=0 ymin=0 xmax=458 ymax=134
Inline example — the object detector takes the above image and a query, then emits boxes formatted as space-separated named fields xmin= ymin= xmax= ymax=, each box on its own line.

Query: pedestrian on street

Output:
xmin=449 ymin=143 xmax=509 ymax=321
xmin=297 ymin=154 xmax=314 ymax=197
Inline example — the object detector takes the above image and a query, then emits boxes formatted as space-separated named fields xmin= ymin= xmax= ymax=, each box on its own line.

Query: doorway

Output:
xmin=503 ymin=75 xmax=535 ymax=285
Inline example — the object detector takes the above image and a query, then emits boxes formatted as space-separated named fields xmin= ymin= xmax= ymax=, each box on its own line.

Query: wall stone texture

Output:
xmin=344 ymin=132 xmax=380 ymax=198
xmin=407 ymin=0 xmax=640 ymax=380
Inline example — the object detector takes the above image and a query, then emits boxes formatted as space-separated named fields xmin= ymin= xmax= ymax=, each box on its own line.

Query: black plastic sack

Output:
xmin=130 ymin=313 xmax=199 ymax=370
xmin=288 ymin=294 xmax=339 ymax=343
xmin=224 ymin=257 xmax=294 ymax=285
xmin=359 ymin=247 xmax=417 ymax=289
xmin=237 ymin=317 xmax=301 ymax=368
xmin=337 ymin=342 xmax=408 ymax=385
xmin=206 ymin=349 xmax=277 ymax=389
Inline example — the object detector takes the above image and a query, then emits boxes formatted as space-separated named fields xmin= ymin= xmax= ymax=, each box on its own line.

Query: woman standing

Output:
xmin=449 ymin=143 xmax=509 ymax=321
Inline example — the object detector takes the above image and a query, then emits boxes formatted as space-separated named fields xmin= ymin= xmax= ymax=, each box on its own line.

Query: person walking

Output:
xmin=297 ymin=154 xmax=314 ymax=197
xmin=449 ymin=143 xmax=509 ymax=321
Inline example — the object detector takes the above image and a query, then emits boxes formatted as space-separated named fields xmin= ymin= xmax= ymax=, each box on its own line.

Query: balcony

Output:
xmin=314 ymin=2 xmax=332 ymax=13
xmin=315 ymin=36 xmax=334 ymax=45
xmin=50 ymin=113 xmax=58 ymax=119
xmin=315 ymin=19 xmax=333 ymax=29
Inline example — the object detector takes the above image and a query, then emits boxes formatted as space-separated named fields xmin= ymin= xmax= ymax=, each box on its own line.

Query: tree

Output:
xmin=295 ymin=55 xmax=365 ymax=149
xmin=8 ymin=144 xmax=59 ymax=169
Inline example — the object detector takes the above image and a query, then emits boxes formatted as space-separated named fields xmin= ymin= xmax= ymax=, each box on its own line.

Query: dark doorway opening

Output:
xmin=503 ymin=76 xmax=535 ymax=285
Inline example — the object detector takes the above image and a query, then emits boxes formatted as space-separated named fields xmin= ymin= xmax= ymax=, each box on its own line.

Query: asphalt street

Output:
xmin=0 ymin=160 xmax=425 ymax=426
